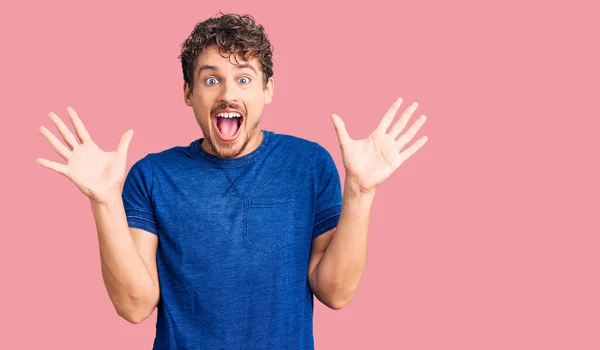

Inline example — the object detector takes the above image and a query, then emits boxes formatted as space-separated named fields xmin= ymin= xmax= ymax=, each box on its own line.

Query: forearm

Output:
xmin=312 ymin=176 xmax=374 ymax=308
xmin=91 ymin=190 xmax=158 ymax=322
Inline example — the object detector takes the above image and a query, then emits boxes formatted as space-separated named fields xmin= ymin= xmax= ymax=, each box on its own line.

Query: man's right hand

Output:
xmin=36 ymin=106 xmax=134 ymax=204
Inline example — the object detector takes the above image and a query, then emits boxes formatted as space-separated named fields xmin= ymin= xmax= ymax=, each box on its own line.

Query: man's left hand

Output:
xmin=330 ymin=97 xmax=428 ymax=194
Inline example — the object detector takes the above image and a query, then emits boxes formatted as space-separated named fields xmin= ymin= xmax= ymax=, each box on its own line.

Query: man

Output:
xmin=36 ymin=12 xmax=428 ymax=350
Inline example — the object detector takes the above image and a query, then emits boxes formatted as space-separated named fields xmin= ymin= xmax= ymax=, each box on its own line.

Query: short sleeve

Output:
xmin=122 ymin=156 xmax=158 ymax=235
xmin=312 ymin=147 xmax=343 ymax=239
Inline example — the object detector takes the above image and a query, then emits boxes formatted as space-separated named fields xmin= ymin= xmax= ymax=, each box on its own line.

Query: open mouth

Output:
xmin=212 ymin=111 xmax=244 ymax=142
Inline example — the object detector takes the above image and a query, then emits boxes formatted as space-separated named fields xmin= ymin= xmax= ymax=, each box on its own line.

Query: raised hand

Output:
xmin=330 ymin=97 xmax=428 ymax=194
xmin=36 ymin=106 xmax=134 ymax=204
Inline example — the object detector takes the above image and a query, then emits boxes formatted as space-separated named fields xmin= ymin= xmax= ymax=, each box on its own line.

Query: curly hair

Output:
xmin=179 ymin=12 xmax=274 ymax=92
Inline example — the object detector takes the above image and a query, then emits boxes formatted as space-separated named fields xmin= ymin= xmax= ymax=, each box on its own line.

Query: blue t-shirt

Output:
xmin=122 ymin=130 xmax=343 ymax=349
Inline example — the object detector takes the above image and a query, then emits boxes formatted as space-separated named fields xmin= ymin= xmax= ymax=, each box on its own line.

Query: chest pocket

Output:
xmin=243 ymin=198 xmax=294 ymax=252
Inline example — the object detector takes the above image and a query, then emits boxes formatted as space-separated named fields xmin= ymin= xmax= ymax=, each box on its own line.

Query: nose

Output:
xmin=217 ymin=78 xmax=239 ymax=104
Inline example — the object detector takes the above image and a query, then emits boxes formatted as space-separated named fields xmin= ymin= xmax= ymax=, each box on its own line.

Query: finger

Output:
xmin=389 ymin=101 xmax=419 ymax=139
xmin=35 ymin=158 xmax=69 ymax=177
xmin=116 ymin=129 xmax=134 ymax=154
xmin=330 ymin=114 xmax=351 ymax=148
xmin=395 ymin=115 xmax=427 ymax=150
xmin=49 ymin=112 xmax=79 ymax=149
xmin=39 ymin=125 xmax=70 ymax=160
xmin=391 ymin=136 xmax=428 ymax=170
xmin=66 ymin=106 xmax=92 ymax=143
xmin=398 ymin=135 xmax=428 ymax=160
xmin=377 ymin=97 xmax=403 ymax=133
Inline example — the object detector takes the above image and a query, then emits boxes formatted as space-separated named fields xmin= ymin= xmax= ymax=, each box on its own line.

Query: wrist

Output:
xmin=89 ymin=186 xmax=122 ymax=206
xmin=344 ymin=176 xmax=376 ymax=199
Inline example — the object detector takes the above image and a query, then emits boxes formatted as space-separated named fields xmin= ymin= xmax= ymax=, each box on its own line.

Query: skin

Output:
xmin=183 ymin=45 xmax=274 ymax=159
xmin=309 ymin=98 xmax=429 ymax=309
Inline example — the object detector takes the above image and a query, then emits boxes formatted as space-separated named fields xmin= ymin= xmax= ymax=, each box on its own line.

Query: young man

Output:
xmin=36 ymin=12 xmax=428 ymax=350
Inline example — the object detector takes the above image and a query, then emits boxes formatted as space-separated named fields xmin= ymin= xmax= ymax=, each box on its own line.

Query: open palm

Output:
xmin=36 ymin=106 xmax=134 ymax=203
xmin=331 ymin=98 xmax=428 ymax=193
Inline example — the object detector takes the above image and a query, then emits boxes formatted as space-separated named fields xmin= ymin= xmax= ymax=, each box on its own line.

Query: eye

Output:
xmin=239 ymin=76 xmax=251 ymax=84
xmin=205 ymin=77 xmax=219 ymax=85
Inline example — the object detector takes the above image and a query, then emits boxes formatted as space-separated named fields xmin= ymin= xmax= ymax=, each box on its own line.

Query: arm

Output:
xmin=308 ymin=180 xmax=374 ymax=310
xmin=309 ymin=97 xmax=428 ymax=310
xmin=36 ymin=106 xmax=159 ymax=324
xmin=92 ymin=190 xmax=160 ymax=324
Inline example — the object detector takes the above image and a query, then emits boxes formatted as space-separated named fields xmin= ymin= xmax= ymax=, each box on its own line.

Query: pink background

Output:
xmin=2 ymin=0 xmax=599 ymax=348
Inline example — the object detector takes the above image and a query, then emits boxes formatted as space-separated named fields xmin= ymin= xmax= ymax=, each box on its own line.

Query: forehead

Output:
xmin=195 ymin=45 xmax=259 ymax=72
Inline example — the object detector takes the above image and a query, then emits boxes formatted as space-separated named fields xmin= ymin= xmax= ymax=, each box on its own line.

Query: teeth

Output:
xmin=217 ymin=112 xmax=241 ymax=118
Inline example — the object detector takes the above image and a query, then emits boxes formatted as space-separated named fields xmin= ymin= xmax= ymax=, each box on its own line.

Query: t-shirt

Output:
xmin=121 ymin=130 xmax=343 ymax=349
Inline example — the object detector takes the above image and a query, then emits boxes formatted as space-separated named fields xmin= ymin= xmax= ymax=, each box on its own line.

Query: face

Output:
xmin=184 ymin=45 xmax=274 ymax=159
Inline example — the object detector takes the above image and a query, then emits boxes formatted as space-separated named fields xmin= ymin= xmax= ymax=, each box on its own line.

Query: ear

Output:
xmin=184 ymin=81 xmax=193 ymax=106
xmin=264 ymin=77 xmax=274 ymax=105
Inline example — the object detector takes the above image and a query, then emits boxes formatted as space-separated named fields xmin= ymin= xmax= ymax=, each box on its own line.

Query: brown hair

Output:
xmin=179 ymin=12 xmax=274 ymax=92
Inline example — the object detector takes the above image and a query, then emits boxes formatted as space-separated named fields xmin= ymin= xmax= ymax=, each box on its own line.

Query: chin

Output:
xmin=207 ymin=131 xmax=251 ymax=159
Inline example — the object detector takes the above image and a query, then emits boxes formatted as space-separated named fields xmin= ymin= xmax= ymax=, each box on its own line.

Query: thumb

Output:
xmin=330 ymin=114 xmax=351 ymax=147
xmin=116 ymin=129 xmax=134 ymax=154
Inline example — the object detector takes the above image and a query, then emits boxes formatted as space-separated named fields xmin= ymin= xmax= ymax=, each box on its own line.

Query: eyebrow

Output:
xmin=197 ymin=64 xmax=257 ymax=77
